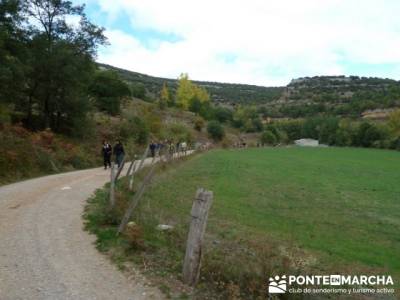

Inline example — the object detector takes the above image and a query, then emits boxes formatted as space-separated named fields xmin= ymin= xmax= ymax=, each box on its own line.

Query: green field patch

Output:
xmin=85 ymin=147 xmax=400 ymax=298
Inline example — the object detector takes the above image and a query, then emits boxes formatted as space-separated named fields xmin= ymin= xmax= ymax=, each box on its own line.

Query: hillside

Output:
xmin=102 ymin=64 xmax=400 ymax=119
xmin=261 ymin=75 xmax=400 ymax=119
xmin=0 ymin=98 xmax=209 ymax=185
xmin=99 ymin=64 xmax=283 ymax=105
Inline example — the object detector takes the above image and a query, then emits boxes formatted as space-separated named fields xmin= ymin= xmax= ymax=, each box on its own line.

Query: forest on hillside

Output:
xmin=99 ymin=63 xmax=284 ymax=105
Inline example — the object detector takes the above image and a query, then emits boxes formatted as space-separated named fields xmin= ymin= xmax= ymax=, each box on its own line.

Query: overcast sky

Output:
xmin=72 ymin=0 xmax=400 ymax=86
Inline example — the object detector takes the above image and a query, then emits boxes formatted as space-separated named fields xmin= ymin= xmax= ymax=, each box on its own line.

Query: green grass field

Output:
xmin=85 ymin=147 xmax=400 ymax=298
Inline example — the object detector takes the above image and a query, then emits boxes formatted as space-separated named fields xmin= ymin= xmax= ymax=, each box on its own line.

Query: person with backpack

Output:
xmin=113 ymin=140 xmax=125 ymax=168
xmin=102 ymin=140 xmax=112 ymax=170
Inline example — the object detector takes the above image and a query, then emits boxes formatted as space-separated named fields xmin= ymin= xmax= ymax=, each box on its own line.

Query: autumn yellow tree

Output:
xmin=176 ymin=74 xmax=194 ymax=109
xmin=176 ymin=73 xmax=210 ymax=111
xmin=159 ymin=82 xmax=170 ymax=109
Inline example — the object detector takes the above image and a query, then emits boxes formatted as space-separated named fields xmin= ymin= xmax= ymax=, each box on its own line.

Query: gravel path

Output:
xmin=0 ymin=159 xmax=165 ymax=300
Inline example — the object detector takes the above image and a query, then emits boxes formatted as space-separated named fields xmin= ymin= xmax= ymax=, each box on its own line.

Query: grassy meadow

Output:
xmin=85 ymin=147 xmax=400 ymax=298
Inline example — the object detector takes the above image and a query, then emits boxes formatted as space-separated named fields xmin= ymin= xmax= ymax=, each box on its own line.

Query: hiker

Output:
xmin=181 ymin=141 xmax=187 ymax=155
xmin=102 ymin=140 xmax=112 ymax=170
xmin=168 ymin=140 xmax=174 ymax=154
xmin=149 ymin=141 xmax=157 ymax=158
xmin=113 ymin=140 xmax=125 ymax=168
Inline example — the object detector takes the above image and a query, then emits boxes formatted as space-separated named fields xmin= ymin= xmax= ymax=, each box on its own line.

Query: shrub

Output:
xmin=221 ymin=136 xmax=233 ymax=148
xmin=207 ymin=121 xmax=225 ymax=141
xmin=277 ymin=120 xmax=304 ymax=141
xmin=260 ymin=130 xmax=277 ymax=146
xmin=276 ymin=130 xmax=289 ymax=144
xmin=389 ymin=137 xmax=400 ymax=150
xmin=162 ymin=122 xmax=192 ymax=143
xmin=130 ymin=83 xmax=146 ymax=99
xmin=124 ymin=222 xmax=144 ymax=249
xmin=355 ymin=122 xmax=387 ymax=148
xmin=119 ymin=116 xmax=149 ymax=145
xmin=212 ymin=106 xmax=233 ymax=123
xmin=194 ymin=117 xmax=205 ymax=131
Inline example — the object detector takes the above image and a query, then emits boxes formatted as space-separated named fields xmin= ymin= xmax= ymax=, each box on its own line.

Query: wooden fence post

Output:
xmin=114 ymin=157 xmax=125 ymax=182
xmin=117 ymin=163 xmax=156 ymax=234
xmin=182 ymin=188 xmax=213 ymax=286
xmin=129 ymin=147 xmax=149 ymax=191
xmin=125 ymin=160 xmax=135 ymax=177
xmin=109 ymin=163 xmax=115 ymax=208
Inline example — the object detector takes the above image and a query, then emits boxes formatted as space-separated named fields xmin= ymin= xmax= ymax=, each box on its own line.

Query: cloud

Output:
xmin=87 ymin=0 xmax=400 ymax=85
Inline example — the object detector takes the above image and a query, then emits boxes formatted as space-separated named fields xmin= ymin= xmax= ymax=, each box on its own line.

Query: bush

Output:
xmin=161 ymin=122 xmax=192 ymax=143
xmin=389 ymin=137 xmax=400 ymax=150
xmin=130 ymin=83 xmax=146 ymax=99
xmin=212 ymin=106 xmax=233 ymax=123
xmin=260 ymin=130 xmax=277 ymax=145
xmin=277 ymin=120 xmax=304 ymax=141
xmin=355 ymin=122 xmax=387 ymax=148
xmin=194 ymin=117 xmax=205 ymax=131
xmin=119 ymin=116 xmax=149 ymax=145
xmin=207 ymin=121 xmax=225 ymax=141
xmin=276 ymin=130 xmax=289 ymax=144
xmin=221 ymin=136 xmax=233 ymax=148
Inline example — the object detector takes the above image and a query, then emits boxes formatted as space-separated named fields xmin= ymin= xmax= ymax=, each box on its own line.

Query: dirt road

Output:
xmin=0 ymin=161 xmax=164 ymax=300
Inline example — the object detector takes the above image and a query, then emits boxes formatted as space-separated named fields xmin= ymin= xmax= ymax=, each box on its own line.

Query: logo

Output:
xmin=268 ymin=274 xmax=394 ymax=296
xmin=268 ymin=275 xmax=287 ymax=294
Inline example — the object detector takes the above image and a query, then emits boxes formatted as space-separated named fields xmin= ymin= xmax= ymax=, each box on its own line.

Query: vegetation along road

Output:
xmin=0 ymin=161 xmax=164 ymax=300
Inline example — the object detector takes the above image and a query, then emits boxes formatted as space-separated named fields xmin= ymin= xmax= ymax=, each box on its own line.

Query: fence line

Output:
xmin=117 ymin=164 xmax=157 ymax=234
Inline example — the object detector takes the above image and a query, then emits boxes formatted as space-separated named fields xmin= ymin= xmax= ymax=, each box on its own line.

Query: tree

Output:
xmin=318 ymin=117 xmax=339 ymax=145
xmin=0 ymin=0 xmax=28 ymax=110
xmin=355 ymin=122 xmax=386 ymax=148
xmin=159 ymin=82 xmax=170 ymax=109
xmin=89 ymin=70 xmax=130 ymax=115
xmin=213 ymin=106 xmax=233 ymax=123
xmin=130 ymin=82 xmax=146 ymax=99
xmin=176 ymin=73 xmax=210 ymax=111
xmin=232 ymin=106 xmax=262 ymax=132
xmin=188 ymin=96 xmax=202 ymax=114
xmin=1 ymin=0 xmax=107 ymax=135
xmin=176 ymin=73 xmax=194 ymax=109
xmin=277 ymin=120 xmax=304 ymax=141
xmin=207 ymin=120 xmax=225 ymax=141
xmin=335 ymin=121 xmax=354 ymax=146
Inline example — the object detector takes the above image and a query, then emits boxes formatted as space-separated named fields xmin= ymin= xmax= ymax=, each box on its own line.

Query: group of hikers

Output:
xmin=101 ymin=139 xmax=189 ymax=170
xmin=101 ymin=140 xmax=125 ymax=170
xmin=149 ymin=140 xmax=188 ymax=158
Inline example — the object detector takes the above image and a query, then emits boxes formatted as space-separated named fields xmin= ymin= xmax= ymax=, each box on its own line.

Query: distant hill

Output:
xmin=100 ymin=64 xmax=400 ymax=118
xmin=98 ymin=63 xmax=283 ymax=105
xmin=271 ymin=75 xmax=400 ymax=118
